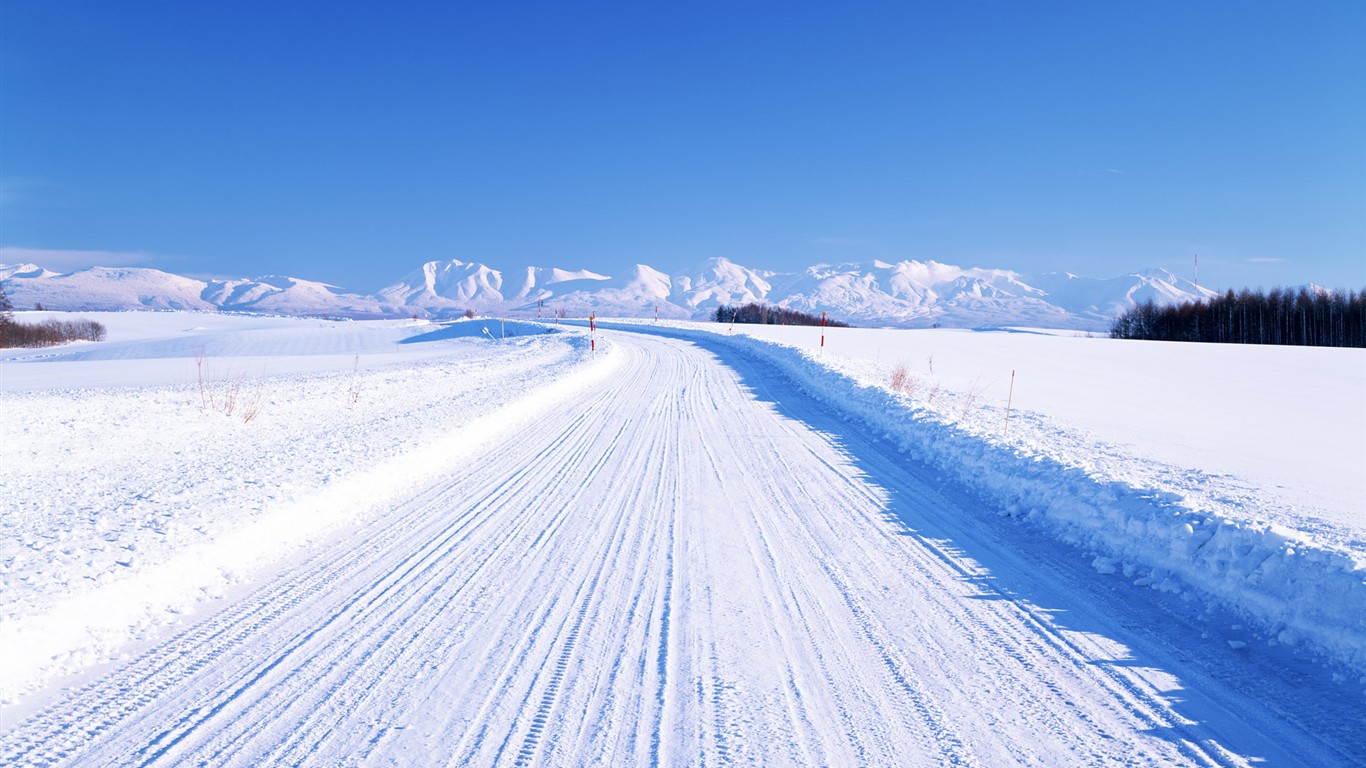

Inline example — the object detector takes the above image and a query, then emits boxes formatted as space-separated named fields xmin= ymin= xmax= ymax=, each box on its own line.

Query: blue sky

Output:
xmin=3 ymin=1 xmax=1362 ymax=292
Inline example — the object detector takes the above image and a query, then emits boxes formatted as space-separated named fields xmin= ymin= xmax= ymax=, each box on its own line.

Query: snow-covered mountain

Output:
xmin=672 ymin=257 xmax=776 ymax=313
xmin=375 ymin=260 xmax=510 ymax=311
xmin=1025 ymin=269 xmax=1219 ymax=326
xmin=763 ymin=260 xmax=1074 ymax=328
xmin=375 ymin=259 xmax=617 ymax=314
xmin=2 ymin=266 xmax=218 ymax=312
xmin=1 ymin=257 xmax=1216 ymax=329
xmin=0 ymin=264 xmax=383 ymax=316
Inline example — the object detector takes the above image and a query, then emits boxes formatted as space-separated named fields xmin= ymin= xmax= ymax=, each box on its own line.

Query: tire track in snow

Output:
xmin=725 ymin=342 xmax=1219 ymax=765
xmin=501 ymin=421 xmax=654 ymax=766
xmin=544 ymin=350 xmax=692 ymax=765
xmin=449 ymin=421 xmax=639 ymax=764
xmin=685 ymin=356 xmax=938 ymax=766
xmin=135 ymin=446 xmax=590 ymax=766
xmin=438 ymin=344 xmax=686 ymax=766
xmin=539 ymin=344 xmax=685 ymax=766
xmin=689 ymin=430 xmax=833 ymax=764
xmin=266 ymin=394 xmax=634 ymax=764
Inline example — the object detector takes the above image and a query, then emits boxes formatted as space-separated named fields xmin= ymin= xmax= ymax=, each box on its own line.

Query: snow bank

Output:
xmin=0 ymin=315 xmax=618 ymax=702
xmin=606 ymin=321 xmax=1366 ymax=675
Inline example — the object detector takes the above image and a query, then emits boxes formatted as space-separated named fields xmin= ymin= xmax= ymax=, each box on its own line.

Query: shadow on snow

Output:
xmin=648 ymin=326 xmax=1364 ymax=767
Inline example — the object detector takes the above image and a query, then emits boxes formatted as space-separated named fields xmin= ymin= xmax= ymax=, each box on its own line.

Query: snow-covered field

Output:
xmin=2 ymin=311 xmax=1363 ymax=765
xmin=1 ymin=313 xmax=607 ymax=703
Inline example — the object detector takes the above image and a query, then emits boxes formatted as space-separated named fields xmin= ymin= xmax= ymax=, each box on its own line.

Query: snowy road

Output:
xmin=3 ymin=330 xmax=1361 ymax=766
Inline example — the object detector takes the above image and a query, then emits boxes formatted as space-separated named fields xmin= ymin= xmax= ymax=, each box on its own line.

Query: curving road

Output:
xmin=2 ymin=330 xmax=1360 ymax=766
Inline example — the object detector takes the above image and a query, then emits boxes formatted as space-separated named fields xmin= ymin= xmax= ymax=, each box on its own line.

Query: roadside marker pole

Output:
xmin=820 ymin=312 xmax=827 ymax=351
xmin=500 ymin=318 xmax=505 ymax=339
xmin=655 ymin=304 xmax=659 ymax=323
xmin=1003 ymin=369 xmax=1016 ymax=436
xmin=590 ymin=313 xmax=596 ymax=353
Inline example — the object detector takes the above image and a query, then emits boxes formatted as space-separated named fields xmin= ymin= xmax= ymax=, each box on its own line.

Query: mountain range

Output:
xmin=0 ymin=258 xmax=1216 ymax=330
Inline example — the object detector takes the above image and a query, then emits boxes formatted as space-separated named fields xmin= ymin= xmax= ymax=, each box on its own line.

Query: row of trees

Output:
xmin=0 ymin=284 xmax=108 ymax=347
xmin=0 ymin=317 xmax=108 ymax=347
xmin=1110 ymin=287 xmax=1365 ymax=347
xmin=712 ymin=303 xmax=851 ymax=327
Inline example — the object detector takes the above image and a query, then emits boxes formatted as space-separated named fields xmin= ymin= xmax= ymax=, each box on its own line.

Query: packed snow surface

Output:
xmin=1 ymin=311 xmax=1362 ymax=766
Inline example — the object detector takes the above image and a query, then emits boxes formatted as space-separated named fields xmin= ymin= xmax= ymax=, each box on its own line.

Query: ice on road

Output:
xmin=2 ymin=331 xmax=1359 ymax=766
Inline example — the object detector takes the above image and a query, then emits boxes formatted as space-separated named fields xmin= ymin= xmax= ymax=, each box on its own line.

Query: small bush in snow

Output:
xmin=889 ymin=364 xmax=917 ymax=397
xmin=195 ymin=352 xmax=267 ymax=423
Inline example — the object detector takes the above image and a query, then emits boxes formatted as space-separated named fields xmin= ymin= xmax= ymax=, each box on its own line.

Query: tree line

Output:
xmin=712 ymin=303 xmax=851 ymax=327
xmin=1110 ymin=287 xmax=1365 ymax=347
xmin=0 ymin=284 xmax=108 ymax=348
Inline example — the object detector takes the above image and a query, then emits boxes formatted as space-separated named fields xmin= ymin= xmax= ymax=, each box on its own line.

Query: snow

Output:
xmin=2 ymin=311 xmax=1362 ymax=765
xmin=1 ymin=312 xmax=609 ymax=702
xmin=602 ymin=319 xmax=1366 ymax=673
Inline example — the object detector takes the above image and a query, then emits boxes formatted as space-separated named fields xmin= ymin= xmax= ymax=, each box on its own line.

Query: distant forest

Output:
xmin=713 ymin=303 xmax=851 ymax=327
xmin=1110 ymin=287 xmax=1365 ymax=347
xmin=0 ymin=284 xmax=108 ymax=348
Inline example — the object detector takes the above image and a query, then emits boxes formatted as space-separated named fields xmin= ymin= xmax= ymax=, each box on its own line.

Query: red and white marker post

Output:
xmin=820 ymin=311 xmax=827 ymax=351
xmin=590 ymin=313 xmax=596 ymax=352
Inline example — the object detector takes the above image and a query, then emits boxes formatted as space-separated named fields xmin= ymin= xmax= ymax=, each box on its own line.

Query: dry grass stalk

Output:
xmin=960 ymin=375 xmax=987 ymax=421
xmin=890 ymin=363 xmax=910 ymax=393
xmin=195 ymin=351 xmax=267 ymax=423
xmin=347 ymin=355 xmax=361 ymax=404
xmin=889 ymin=362 xmax=921 ymax=399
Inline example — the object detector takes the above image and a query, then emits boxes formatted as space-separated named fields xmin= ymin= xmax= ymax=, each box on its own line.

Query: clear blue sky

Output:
xmin=3 ymin=1 xmax=1363 ymax=292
